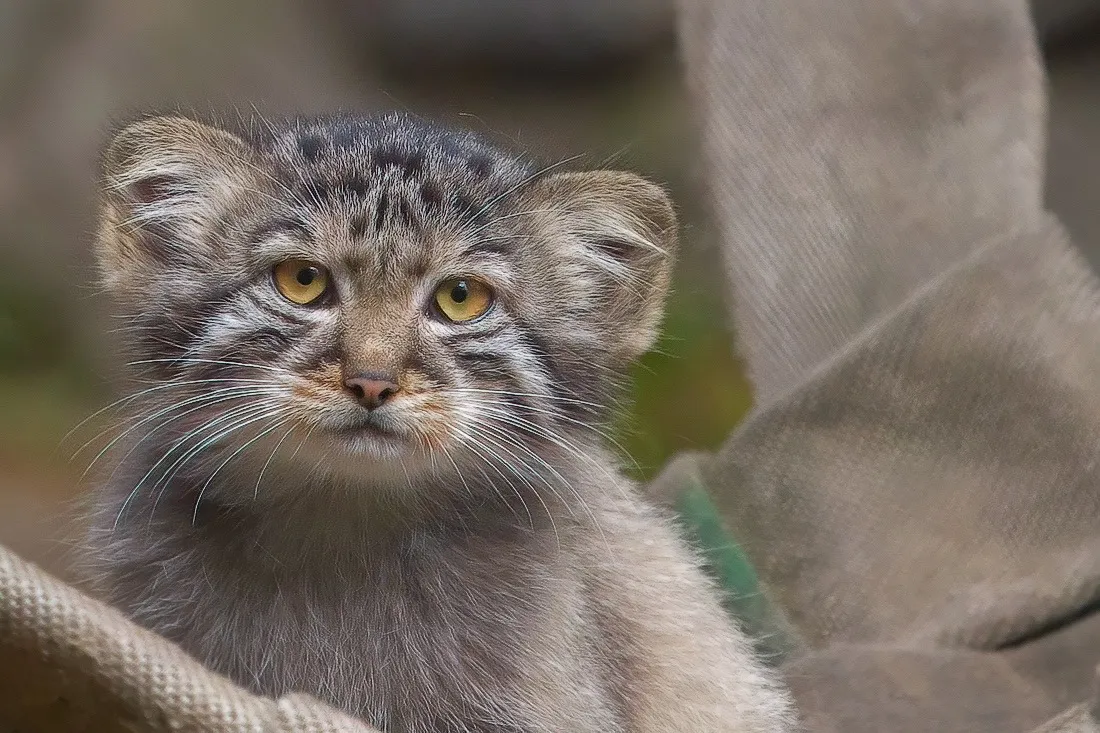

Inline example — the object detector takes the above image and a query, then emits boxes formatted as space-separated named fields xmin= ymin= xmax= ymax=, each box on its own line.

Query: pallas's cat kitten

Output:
xmin=86 ymin=112 xmax=794 ymax=732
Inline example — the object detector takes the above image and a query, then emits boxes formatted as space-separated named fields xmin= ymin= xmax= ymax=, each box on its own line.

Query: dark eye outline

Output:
xmin=271 ymin=258 xmax=334 ymax=307
xmin=429 ymin=276 xmax=495 ymax=324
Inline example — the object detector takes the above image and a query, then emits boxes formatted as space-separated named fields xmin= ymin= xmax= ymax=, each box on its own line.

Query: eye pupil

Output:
xmin=451 ymin=282 xmax=468 ymax=303
xmin=296 ymin=268 xmax=317 ymax=286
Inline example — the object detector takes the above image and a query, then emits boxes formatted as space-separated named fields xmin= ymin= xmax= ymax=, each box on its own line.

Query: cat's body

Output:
xmin=86 ymin=112 xmax=794 ymax=731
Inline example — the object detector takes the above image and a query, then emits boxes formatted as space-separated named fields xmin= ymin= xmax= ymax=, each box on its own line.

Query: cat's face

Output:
xmin=95 ymin=114 xmax=675 ymax=497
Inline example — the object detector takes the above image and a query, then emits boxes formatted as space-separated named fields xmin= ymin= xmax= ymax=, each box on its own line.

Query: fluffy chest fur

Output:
xmin=95 ymin=472 xmax=647 ymax=732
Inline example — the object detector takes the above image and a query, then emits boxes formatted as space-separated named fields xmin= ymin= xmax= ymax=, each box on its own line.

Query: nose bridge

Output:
xmin=340 ymin=299 xmax=411 ymax=378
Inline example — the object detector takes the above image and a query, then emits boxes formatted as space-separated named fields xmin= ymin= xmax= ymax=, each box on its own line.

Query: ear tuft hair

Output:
xmin=96 ymin=116 xmax=257 ymax=292
xmin=523 ymin=170 xmax=678 ymax=362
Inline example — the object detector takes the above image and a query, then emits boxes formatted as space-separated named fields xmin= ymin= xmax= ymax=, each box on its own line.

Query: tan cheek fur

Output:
xmin=292 ymin=363 xmax=345 ymax=406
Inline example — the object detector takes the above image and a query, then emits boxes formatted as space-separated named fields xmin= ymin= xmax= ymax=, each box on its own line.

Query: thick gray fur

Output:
xmin=85 ymin=111 xmax=795 ymax=732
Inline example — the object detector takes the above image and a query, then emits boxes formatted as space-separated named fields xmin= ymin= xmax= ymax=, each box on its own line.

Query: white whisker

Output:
xmin=63 ymin=377 xmax=270 ymax=445
xmin=147 ymin=406 xmax=281 ymax=522
xmin=79 ymin=387 xmax=282 ymax=476
xmin=253 ymin=424 xmax=298 ymax=500
xmin=115 ymin=401 xmax=275 ymax=528
xmin=127 ymin=357 xmax=284 ymax=374
xmin=442 ymin=422 xmax=533 ymax=526
xmin=193 ymin=418 xmax=289 ymax=524
xmin=452 ymin=423 xmax=561 ymax=549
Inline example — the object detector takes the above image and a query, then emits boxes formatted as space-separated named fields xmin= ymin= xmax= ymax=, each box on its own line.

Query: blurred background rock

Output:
xmin=0 ymin=0 xmax=1097 ymax=583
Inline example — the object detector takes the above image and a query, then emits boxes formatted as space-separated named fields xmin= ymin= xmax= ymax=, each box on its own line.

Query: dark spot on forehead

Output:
xmin=297 ymin=135 xmax=324 ymax=161
xmin=337 ymin=177 xmax=369 ymax=197
xmin=395 ymin=198 xmax=414 ymax=227
xmin=467 ymin=154 xmax=493 ymax=179
xmin=260 ymin=112 xmax=537 ymax=227
xmin=332 ymin=126 xmax=357 ymax=149
xmin=368 ymin=145 xmax=429 ymax=182
xmin=373 ymin=146 xmax=406 ymax=169
xmin=403 ymin=150 xmax=426 ymax=179
xmin=420 ymin=182 xmax=443 ymax=211
xmin=452 ymin=192 xmax=489 ymax=228
xmin=367 ymin=192 xmax=419 ymax=232
xmin=373 ymin=192 xmax=389 ymax=232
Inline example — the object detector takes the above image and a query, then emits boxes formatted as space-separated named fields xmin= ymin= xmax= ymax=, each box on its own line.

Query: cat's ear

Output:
xmin=524 ymin=170 xmax=677 ymax=362
xmin=96 ymin=116 xmax=257 ymax=289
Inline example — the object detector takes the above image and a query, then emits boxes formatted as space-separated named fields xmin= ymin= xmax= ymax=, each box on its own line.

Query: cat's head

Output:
xmin=95 ymin=113 xmax=675 ymax=496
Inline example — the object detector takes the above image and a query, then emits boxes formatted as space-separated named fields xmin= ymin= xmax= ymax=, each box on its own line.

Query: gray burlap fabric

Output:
xmin=675 ymin=0 xmax=1100 ymax=729
xmin=4 ymin=0 xmax=1100 ymax=730
xmin=0 ymin=545 xmax=377 ymax=731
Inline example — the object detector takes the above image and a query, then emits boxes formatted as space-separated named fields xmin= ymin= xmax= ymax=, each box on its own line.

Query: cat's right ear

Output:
xmin=96 ymin=116 xmax=257 ymax=290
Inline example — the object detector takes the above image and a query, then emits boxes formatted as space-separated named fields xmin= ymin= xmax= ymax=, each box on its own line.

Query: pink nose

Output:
xmin=344 ymin=375 xmax=401 ymax=410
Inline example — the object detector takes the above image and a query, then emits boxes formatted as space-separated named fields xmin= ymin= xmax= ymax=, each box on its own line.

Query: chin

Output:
xmin=281 ymin=423 xmax=440 ymax=489
xmin=337 ymin=428 xmax=412 ymax=461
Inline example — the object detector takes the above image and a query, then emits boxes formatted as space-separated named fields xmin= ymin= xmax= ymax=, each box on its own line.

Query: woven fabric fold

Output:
xmin=678 ymin=0 xmax=1045 ymax=406
xmin=0 ymin=543 xmax=378 ymax=732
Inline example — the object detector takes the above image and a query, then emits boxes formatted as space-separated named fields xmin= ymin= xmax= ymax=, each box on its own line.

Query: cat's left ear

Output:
xmin=523 ymin=170 xmax=677 ymax=362
xmin=96 ymin=116 xmax=259 ymax=291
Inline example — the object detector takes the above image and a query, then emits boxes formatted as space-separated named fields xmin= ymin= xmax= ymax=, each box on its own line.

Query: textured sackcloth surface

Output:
xmin=0 ymin=543 xmax=378 ymax=732
xmin=674 ymin=0 xmax=1100 ymax=729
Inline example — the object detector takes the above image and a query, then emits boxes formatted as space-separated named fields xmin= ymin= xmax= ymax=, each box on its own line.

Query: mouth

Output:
xmin=338 ymin=416 xmax=396 ymax=437
xmin=334 ymin=415 xmax=410 ymax=454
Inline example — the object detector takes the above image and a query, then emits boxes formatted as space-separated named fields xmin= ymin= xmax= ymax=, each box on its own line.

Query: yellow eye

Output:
xmin=433 ymin=278 xmax=493 ymax=323
xmin=273 ymin=259 xmax=329 ymax=305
